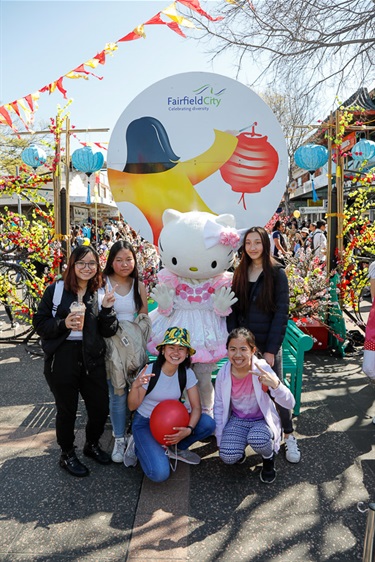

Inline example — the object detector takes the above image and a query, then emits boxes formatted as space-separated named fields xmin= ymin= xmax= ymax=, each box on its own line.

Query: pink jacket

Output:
xmin=214 ymin=359 xmax=296 ymax=452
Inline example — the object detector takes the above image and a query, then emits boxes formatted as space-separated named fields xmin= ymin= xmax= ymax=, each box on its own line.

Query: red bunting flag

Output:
xmin=24 ymin=94 xmax=34 ymax=112
xmin=144 ymin=13 xmax=164 ymax=25
xmin=0 ymin=106 xmax=14 ymax=128
xmin=56 ymin=77 xmax=68 ymax=98
xmin=73 ymin=64 xmax=103 ymax=80
xmin=118 ymin=31 xmax=142 ymax=42
xmin=94 ymin=50 xmax=106 ymax=65
xmin=177 ymin=0 xmax=223 ymax=21
xmin=165 ymin=21 xmax=186 ymax=37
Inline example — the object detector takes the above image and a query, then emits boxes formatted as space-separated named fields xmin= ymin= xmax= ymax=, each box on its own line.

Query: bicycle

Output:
xmin=0 ymin=255 xmax=39 ymax=344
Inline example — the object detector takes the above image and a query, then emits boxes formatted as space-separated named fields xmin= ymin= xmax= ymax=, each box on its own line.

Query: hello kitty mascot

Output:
xmin=148 ymin=209 xmax=240 ymax=414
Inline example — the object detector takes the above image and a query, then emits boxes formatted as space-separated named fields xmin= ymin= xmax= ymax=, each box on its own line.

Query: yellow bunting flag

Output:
xmin=162 ymin=2 xmax=195 ymax=27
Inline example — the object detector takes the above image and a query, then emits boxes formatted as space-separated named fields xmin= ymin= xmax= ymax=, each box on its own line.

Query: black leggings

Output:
xmin=44 ymin=340 xmax=109 ymax=452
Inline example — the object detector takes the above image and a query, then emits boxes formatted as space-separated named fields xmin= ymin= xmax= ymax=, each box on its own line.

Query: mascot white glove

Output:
xmin=212 ymin=286 xmax=238 ymax=317
xmin=150 ymin=284 xmax=175 ymax=315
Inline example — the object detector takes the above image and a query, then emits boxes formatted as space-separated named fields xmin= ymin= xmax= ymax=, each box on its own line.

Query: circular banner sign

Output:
xmin=108 ymin=71 xmax=287 ymax=244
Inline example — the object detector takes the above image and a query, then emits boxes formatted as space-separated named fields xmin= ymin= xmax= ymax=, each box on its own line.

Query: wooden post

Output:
xmin=65 ymin=117 xmax=71 ymax=259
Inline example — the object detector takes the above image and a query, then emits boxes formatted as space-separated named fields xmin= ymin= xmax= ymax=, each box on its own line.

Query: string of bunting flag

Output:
xmin=0 ymin=0 xmax=222 ymax=133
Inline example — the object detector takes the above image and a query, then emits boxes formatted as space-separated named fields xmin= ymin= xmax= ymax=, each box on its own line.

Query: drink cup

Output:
xmin=70 ymin=301 xmax=86 ymax=331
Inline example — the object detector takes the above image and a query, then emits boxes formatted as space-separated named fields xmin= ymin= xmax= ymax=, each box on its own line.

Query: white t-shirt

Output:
xmin=369 ymin=262 xmax=375 ymax=279
xmin=137 ymin=363 xmax=197 ymax=418
xmin=313 ymin=229 xmax=327 ymax=260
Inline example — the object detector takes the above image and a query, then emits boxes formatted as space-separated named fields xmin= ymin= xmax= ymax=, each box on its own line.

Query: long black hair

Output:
xmin=103 ymin=240 xmax=143 ymax=312
xmin=232 ymin=227 xmax=279 ymax=314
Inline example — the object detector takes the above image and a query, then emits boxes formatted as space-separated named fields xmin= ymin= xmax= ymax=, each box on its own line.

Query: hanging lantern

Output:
xmin=71 ymin=146 xmax=104 ymax=205
xmin=294 ymin=144 xmax=328 ymax=202
xmin=351 ymin=139 xmax=375 ymax=162
xmin=21 ymin=144 xmax=47 ymax=170
xmin=220 ymin=123 xmax=279 ymax=210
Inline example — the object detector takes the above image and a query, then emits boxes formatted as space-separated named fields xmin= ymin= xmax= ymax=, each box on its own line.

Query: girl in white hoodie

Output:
xmin=214 ymin=327 xmax=295 ymax=483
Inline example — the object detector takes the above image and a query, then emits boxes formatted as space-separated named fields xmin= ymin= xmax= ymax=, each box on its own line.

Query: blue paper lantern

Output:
xmin=351 ymin=139 xmax=375 ymax=162
xmin=294 ymin=144 xmax=329 ymax=172
xmin=294 ymin=144 xmax=328 ymax=203
xmin=71 ymin=146 xmax=104 ymax=175
xmin=21 ymin=144 xmax=47 ymax=170
xmin=71 ymin=147 xmax=104 ymax=205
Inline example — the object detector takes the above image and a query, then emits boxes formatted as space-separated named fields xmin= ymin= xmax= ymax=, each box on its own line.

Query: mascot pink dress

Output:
xmin=148 ymin=209 xmax=240 ymax=414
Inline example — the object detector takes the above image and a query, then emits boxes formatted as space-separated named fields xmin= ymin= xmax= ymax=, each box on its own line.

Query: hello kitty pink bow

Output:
xmin=203 ymin=219 xmax=241 ymax=249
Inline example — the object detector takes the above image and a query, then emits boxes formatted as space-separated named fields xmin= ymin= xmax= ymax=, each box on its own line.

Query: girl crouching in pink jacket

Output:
xmin=214 ymin=327 xmax=295 ymax=484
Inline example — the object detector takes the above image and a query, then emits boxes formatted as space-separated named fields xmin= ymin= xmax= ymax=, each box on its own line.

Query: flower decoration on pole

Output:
xmin=71 ymin=146 xmax=104 ymax=204
xmin=21 ymin=144 xmax=47 ymax=170
xmin=294 ymin=144 xmax=329 ymax=202
xmin=351 ymin=138 xmax=375 ymax=162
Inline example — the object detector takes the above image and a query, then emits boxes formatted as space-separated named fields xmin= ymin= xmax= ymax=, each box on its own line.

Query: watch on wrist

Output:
xmin=187 ymin=425 xmax=195 ymax=435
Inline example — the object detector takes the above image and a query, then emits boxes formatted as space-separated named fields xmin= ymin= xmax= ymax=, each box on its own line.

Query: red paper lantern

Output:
xmin=150 ymin=399 xmax=190 ymax=445
xmin=220 ymin=124 xmax=279 ymax=210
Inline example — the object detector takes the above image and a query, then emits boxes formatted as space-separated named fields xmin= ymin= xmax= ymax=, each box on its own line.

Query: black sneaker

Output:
xmin=260 ymin=455 xmax=276 ymax=484
xmin=83 ymin=442 xmax=111 ymax=465
xmin=60 ymin=449 xmax=89 ymax=477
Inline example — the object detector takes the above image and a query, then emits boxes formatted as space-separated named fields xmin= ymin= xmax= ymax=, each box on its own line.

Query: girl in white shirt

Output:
xmin=102 ymin=241 xmax=149 ymax=462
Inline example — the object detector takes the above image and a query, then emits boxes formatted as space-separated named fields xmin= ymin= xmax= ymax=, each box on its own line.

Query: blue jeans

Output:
xmin=107 ymin=379 xmax=128 ymax=439
xmin=132 ymin=410 xmax=216 ymax=483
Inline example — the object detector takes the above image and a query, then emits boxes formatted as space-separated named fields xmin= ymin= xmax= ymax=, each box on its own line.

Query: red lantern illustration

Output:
xmin=220 ymin=123 xmax=279 ymax=210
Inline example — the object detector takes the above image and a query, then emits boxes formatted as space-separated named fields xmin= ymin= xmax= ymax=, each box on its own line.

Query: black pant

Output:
xmin=44 ymin=340 xmax=109 ymax=452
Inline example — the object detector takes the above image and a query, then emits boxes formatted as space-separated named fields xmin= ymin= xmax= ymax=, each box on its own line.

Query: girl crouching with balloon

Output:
xmin=214 ymin=328 xmax=295 ymax=484
xmin=124 ymin=327 xmax=216 ymax=482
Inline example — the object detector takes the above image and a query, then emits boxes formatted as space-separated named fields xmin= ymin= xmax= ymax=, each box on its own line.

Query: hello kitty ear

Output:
xmin=162 ymin=209 xmax=182 ymax=225
xmin=215 ymin=214 xmax=236 ymax=228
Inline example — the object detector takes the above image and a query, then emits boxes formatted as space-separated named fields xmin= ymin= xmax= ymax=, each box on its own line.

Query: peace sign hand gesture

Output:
xmin=102 ymin=283 xmax=118 ymax=308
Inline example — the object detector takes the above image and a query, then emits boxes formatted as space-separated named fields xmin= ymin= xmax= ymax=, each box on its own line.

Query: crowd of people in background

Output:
xmin=266 ymin=217 xmax=327 ymax=264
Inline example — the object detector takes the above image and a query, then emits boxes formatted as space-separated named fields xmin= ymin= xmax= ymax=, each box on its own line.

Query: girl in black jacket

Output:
xmin=227 ymin=226 xmax=301 ymax=464
xmin=33 ymin=246 xmax=118 ymax=477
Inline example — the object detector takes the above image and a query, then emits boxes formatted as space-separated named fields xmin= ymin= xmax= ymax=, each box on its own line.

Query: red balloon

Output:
xmin=150 ymin=400 xmax=190 ymax=445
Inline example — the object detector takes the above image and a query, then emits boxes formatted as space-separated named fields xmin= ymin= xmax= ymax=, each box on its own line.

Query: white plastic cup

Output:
xmin=70 ymin=301 xmax=86 ymax=331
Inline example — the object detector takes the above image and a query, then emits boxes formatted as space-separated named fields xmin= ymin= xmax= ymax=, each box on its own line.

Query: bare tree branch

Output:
xmin=189 ymin=0 xmax=375 ymax=99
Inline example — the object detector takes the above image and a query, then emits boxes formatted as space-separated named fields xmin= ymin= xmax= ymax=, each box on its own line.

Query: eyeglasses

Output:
xmin=75 ymin=260 xmax=97 ymax=270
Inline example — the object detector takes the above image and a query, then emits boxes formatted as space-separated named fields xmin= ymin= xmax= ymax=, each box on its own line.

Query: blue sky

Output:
xmin=0 ymin=0 xmax=253 ymax=152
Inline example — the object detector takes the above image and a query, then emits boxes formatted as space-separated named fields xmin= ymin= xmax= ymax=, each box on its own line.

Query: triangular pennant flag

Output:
xmin=24 ymin=94 xmax=34 ymax=112
xmin=65 ymin=72 xmax=89 ymax=80
xmin=165 ymin=20 xmax=186 ymax=37
xmin=9 ymin=101 xmax=21 ymax=117
xmin=56 ymin=77 xmax=68 ymax=98
xmin=73 ymin=64 xmax=103 ymax=80
xmin=84 ymin=57 xmax=101 ymax=69
xmin=93 ymin=50 xmax=106 ymax=65
xmin=118 ymin=25 xmax=146 ymax=42
xmin=0 ymin=106 xmax=14 ymax=128
xmin=145 ymin=13 xmax=165 ymax=25
xmin=177 ymin=0 xmax=223 ymax=21
xmin=162 ymin=3 xmax=195 ymax=27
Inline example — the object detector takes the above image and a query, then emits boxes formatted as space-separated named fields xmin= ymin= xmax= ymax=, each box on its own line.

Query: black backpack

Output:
xmin=145 ymin=361 xmax=187 ymax=400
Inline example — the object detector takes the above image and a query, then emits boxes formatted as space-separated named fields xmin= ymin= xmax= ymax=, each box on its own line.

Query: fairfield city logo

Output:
xmin=167 ymin=84 xmax=226 ymax=112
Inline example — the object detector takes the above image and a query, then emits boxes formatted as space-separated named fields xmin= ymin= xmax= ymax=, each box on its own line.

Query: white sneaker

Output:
xmin=284 ymin=434 xmax=301 ymax=463
xmin=167 ymin=447 xmax=201 ymax=465
xmin=111 ymin=437 xmax=126 ymax=463
xmin=123 ymin=435 xmax=137 ymax=467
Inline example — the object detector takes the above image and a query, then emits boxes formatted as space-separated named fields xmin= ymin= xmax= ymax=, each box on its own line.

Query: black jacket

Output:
xmin=33 ymin=282 xmax=118 ymax=371
xmin=227 ymin=265 xmax=289 ymax=355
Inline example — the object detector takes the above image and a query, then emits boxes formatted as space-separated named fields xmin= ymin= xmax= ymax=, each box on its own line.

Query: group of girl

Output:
xmin=33 ymin=226 xmax=297 ymax=485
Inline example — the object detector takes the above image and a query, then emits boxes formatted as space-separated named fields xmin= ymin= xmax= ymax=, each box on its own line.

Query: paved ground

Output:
xmin=0 ymin=317 xmax=375 ymax=561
